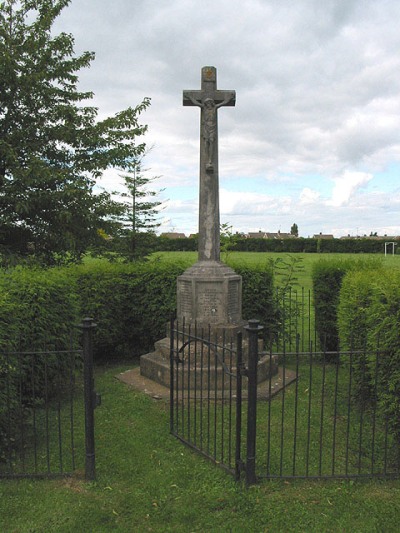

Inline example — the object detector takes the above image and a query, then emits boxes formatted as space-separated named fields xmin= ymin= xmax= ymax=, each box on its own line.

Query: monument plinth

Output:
xmin=177 ymin=261 xmax=242 ymax=326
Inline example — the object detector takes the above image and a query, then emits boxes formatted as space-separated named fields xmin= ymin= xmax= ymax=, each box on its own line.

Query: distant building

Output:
xmin=247 ymin=230 xmax=296 ymax=239
xmin=313 ymin=233 xmax=334 ymax=239
xmin=340 ymin=234 xmax=400 ymax=240
xmin=160 ymin=232 xmax=186 ymax=239
xmin=248 ymin=231 xmax=268 ymax=239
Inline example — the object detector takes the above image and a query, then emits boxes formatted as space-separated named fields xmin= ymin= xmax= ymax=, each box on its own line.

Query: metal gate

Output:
xmin=170 ymin=309 xmax=400 ymax=483
xmin=0 ymin=318 xmax=99 ymax=480
xmin=169 ymin=318 xmax=263 ymax=483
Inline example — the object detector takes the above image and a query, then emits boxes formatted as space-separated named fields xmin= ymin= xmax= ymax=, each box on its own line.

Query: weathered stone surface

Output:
xmin=183 ymin=66 xmax=235 ymax=263
xmin=177 ymin=260 xmax=242 ymax=325
xmin=140 ymin=349 xmax=278 ymax=390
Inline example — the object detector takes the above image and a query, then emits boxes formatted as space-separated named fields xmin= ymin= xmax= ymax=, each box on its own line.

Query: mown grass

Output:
xmin=151 ymin=251 xmax=400 ymax=291
xmin=1 ymin=362 xmax=400 ymax=532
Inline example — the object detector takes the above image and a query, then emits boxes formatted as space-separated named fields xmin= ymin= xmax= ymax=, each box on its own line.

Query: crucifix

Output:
xmin=183 ymin=66 xmax=236 ymax=262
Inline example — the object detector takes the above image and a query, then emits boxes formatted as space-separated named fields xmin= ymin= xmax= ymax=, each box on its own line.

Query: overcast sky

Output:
xmin=53 ymin=0 xmax=400 ymax=237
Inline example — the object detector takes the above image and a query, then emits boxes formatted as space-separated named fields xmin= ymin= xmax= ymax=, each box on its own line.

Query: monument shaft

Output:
xmin=183 ymin=66 xmax=236 ymax=262
xmin=176 ymin=67 xmax=242 ymax=326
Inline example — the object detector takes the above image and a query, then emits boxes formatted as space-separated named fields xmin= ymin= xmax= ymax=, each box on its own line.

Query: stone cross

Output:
xmin=183 ymin=66 xmax=235 ymax=262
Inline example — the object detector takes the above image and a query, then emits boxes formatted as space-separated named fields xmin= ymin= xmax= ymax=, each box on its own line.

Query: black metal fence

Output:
xmin=170 ymin=291 xmax=400 ymax=484
xmin=257 ymin=345 xmax=400 ymax=480
xmin=169 ymin=319 xmax=244 ymax=479
xmin=0 ymin=318 xmax=98 ymax=480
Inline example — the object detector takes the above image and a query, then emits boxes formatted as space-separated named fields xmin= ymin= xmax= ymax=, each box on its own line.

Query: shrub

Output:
xmin=338 ymin=269 xmax=400 ymax=441
xmin=0 ymin=267 xmax=80 ymax=461
xmin=230 ymin=260 xmax=276 ymax=345
xmin=312 ymin=258 xmax=382 ymax=352
xmin=74 ymin=260 xmax=187 ymax=359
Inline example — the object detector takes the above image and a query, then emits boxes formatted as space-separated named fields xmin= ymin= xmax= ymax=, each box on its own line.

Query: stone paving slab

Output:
xmin=116 ymin=366 xmax=297 ymax=401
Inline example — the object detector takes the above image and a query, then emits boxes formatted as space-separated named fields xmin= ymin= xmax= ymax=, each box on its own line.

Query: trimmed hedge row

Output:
xmin=74 ymin=260 xmax=186 ymax=358
xmin=0 ymin=259 xmax=276 ymax=360
xmin=232 ymin=261 xmax=276 ymax=341
xmin=0 ymin=268 xmax=80 ymax=458
xmin=155 ymin=236 xmax=397 ymax=254
xmin=77 ymin=259 xmax=276 ymax=358
xmin=311 ymin=258 xmax=382 ymax=352
xmin=338 ymin=269 xmax=400 ymax=441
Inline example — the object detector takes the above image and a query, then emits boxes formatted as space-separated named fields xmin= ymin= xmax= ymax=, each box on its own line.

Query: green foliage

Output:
xmin=312 ymin=258 xmax=382 ymax=353
xmin=0 ymin=0 xmax=150 ymax=264
xmin=338 ymin=269 xmax=400 ymax=441
xmin=75 ymin=261 xmax=186 ymax=358
xmin=230 ymin=260 xmax=276 ymax=344
xmin=220 ymin=223 xmax=240 ymax=263
xmin=159 ymin=236 xmax=397 ymax=254
xmin=111 ymin=157 xmax=164 ymax=261
xmin=0 ymin=266 xmax=80 ymax=458
xmin=155 ymin=236 xmax=198 ymax=252
xmin=312 ymin=260 xmax=351 ymax=352
xmin=267 ymin=255 xmax=305 ymax=348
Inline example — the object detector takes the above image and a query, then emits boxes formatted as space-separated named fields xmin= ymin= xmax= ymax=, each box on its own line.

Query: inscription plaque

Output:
xmin=196 ymin=281 xmax=224 ymax=321
xmin=228 ymin=280 xmax=240 ymax=321
xmin=179 ymin=280 xmax=192 ymax=316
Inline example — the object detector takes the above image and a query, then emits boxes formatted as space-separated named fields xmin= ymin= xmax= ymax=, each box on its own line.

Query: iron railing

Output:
xmin=170 ymin=289 xmax=400 ymax=483
xmin=257 ymin=344 xmax=400 ymax=481
xmin=0 ymin=318 xmax=98 ymax=480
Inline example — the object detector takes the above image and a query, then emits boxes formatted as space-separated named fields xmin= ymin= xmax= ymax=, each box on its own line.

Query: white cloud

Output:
xmin=48 ymin=0 xmax=400 ymax=237
xmin=328 ymin=171 xmax=373 ymax=207
xmin=299 ymin=188 xmax=321 ymax=205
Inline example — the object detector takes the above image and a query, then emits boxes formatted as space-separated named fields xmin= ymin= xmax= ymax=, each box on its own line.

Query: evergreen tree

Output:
xmin=114 ymin=157 xmax=163 ymax=260
xmin=290 ymin=223 xmax=299 ymax=237
xmin=0 ymin=0 xmax=150 ymax=264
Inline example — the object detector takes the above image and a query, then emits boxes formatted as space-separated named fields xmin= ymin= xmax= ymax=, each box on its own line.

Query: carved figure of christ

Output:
xmin=183 ymin=67 xmax=236 ymax=262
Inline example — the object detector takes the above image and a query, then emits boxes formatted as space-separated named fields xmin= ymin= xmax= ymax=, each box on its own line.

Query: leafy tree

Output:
xmin=220 ymin=222 xmax=239 ymax=262
xmin=0 ymin=0 xmax=150 ymax=264
xmin=113 ymin=157 xmax=164 ymax=260
xmin=290 ymin=223 xmax=299 ymax=237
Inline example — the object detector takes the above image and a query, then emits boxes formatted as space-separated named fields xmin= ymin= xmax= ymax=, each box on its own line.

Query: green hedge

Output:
xmin=76 ymin=259 xmax=276 ymax=358
xmin=0 ymin=268 xmax=80 ymax=458
xmin=74 ymin=261 xmax=186 ymax=358
xmin=312 ymin=259 xmax=354 ymax=352
xmin=338 ymin=269 xmax=400 ymax=441
xmin=155 ymin=236 xmax=398 ymax=254
xmin=0 ymin=259 xmax=276 ymax=362
xmin=0 ymin=267 xmax=80 ymax=350
xmin=312 ymin=258 xmax=382 ymax=352
xmin=231 ymin=261 xmax=276 ymax=342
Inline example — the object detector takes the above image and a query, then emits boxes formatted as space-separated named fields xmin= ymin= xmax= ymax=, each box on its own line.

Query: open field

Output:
xmin=1 ymin=363 xmax=400 ymax=532
xmin=151 ymin=251 xmax=400 ymax=290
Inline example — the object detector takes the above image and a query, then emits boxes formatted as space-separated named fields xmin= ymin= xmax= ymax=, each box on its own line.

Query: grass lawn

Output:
xmin=151 ymin=251 xmax=400 ymax=291
xmin=1 ymin=362 xmax=399 ymax=532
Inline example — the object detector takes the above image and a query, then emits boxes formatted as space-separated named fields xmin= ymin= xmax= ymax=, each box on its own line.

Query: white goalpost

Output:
xmin=384 ymin=241 xmax=397 ymax=256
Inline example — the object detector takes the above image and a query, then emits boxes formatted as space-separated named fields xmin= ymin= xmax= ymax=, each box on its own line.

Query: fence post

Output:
xmin=169 ymin=314 xmax=175 ymax=434
xmin=235 ymin=331 xmax=243 ymax=481
xmin=80 ymin=317 xmax=97 ymax=481
xmin=245 ymin=319 xmax=263 ymax=485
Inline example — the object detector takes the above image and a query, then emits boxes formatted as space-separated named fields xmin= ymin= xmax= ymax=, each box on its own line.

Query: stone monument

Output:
xmin=139 ymin=67 xmax=278 ymax=389
xmin=176 ymin=66 xmax=242 ymax=330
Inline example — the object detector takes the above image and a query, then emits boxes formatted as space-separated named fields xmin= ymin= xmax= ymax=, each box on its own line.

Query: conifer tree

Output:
xmin=115 ymin=157 xmax=163 ymax=260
